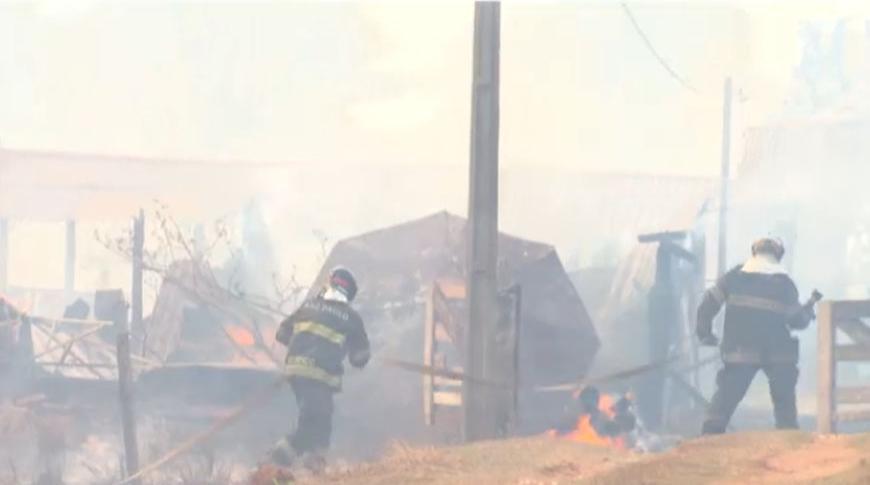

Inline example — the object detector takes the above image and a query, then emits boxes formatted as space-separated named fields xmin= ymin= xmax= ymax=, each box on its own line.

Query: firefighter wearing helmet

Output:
xmin=696 ymin=238 xmax=821 ymax=434
xmin=269 ymin=267 xmax=370 ymax=471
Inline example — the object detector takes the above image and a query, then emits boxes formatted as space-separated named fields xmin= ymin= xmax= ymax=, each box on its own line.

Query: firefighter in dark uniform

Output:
xmin=270 ymin=267 xmax=370 ymax=469
xmin=697 ymin=238 xmax=820 ymax=434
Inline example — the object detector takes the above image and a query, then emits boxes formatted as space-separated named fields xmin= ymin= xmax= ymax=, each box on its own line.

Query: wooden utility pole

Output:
xmin=0 ymin=218 xmax=7 ymax=293
xmin=118 ymin=210 xmax=144 ymax=483
xmin=717 ymin=77 xmax=732 ymax=277
xmin=65 ymin=220 xmax=76 ymax=301
xmin=465 ymin=0 xmax=501 ymax=442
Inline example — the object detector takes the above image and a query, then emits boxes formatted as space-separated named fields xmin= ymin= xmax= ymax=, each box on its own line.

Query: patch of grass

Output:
xmin=308 ymin=437 xmax=628 ymax=485
xmin=307 ymin=431 xmax=870 ymax=485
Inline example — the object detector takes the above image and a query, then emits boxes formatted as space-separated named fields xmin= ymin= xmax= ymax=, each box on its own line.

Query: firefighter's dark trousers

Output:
xmin=288 ymin=377 xmax=335 ymax=454
xmin=702 ymin=362 xmax=799 ymax=434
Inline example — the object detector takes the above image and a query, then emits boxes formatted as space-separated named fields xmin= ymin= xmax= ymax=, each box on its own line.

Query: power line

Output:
xmin=620 ymin=2 xmax=699 ymax=94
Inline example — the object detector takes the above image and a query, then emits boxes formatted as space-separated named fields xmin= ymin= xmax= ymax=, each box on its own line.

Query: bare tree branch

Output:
xmin=95 ymin=201 xmax=310 ymax=367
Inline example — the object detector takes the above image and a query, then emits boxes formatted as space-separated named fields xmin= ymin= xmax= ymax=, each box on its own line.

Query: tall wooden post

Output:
xmin=0 ymin=218 xmax=7 ymax=293
xmin=465 ymin=0 xmax=501 ymax=442
xmin=132 ymin=210 xmax=144 ymax=336
xmin=687 ymin=234 xmax=706 ymax=391
xmin=817 ymin=301 xmax=835 ymax=433
xmin=423 ymin=285 xmax=436 ymax=427
xmin=118 ymin=210 xmax=143 ymax=483
xmin=717 ymin=77 xmax=732 ymax=277
xmin=65 ymin=220 xmax=76 ymax=301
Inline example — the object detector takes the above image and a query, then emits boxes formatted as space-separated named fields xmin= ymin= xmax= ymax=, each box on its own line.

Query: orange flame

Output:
xmin=226 ymin=325 xmax=255 ymax=347
xmin=548 ymin=394 xmax=627 ymax=450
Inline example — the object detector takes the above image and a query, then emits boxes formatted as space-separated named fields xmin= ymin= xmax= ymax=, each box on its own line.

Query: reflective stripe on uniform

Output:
xmin=294 ymin=321 xmax=346 ymax=346
xmin=726 ymin=294 xmax=791 ymax=315
xmin=722 ymin=349 xmax=763 ymax=364
xmin=284 ymin=357 xmax=341 ymax=388
xmin=722 ymin=349 xmax=798 ymax=365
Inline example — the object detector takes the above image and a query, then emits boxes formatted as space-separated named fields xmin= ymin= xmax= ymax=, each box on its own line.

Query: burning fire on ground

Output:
xmin=547 ymin=386 xmax=637 ymax=451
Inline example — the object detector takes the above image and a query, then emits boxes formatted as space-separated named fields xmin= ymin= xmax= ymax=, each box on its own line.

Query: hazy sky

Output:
xmin=3 ymin=1 xmax=870 ymax=293
xmin=3 ymin=1 xmax=868 ymax=178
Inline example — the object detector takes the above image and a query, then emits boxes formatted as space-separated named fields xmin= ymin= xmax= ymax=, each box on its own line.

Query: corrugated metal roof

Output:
xmin=310 ymin=211 xmax=600 ymax=383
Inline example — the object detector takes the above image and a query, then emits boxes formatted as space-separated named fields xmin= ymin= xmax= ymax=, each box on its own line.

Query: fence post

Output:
xmin=817 ymin=301 xmax=835 ymax=433
xmin=117 ymin=211 xmax=143 ymax=483
xmin=423 ymin=284 xmax=436 ymax=426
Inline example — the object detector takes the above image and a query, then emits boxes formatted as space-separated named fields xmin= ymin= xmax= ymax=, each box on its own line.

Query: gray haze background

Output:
xmin=2 ymin=1 xmax=870 ymax=455
xmin=2 ymin=0 xmax=870 ymax=290
xmin=5 ymin=1 xmax=867 ymax=171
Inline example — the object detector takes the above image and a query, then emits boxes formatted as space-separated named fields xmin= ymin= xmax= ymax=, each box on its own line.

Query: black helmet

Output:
xmin=329 ymin=267 xmax=358 ymax=302
xmin=751 ymin=238 xmax=785 ymax=262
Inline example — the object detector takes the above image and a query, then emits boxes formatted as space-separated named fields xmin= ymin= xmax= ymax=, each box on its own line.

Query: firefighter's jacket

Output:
xmin=275 ymin=296 xmax=370 ymax=390
xmin=697 ymin=262 xmax=813 ymax=365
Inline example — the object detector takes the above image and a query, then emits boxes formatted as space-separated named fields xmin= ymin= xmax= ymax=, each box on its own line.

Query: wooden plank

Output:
xmin=83 ymin=335 xmax=160 ymax=367
xmin=56 ymin=338 xmax=76 ymax=366
xmin=817 ymin=301 xmax=836 ymax=433
xmin=835 ymin=344 xmax=870 ymax=362
xmin=29 ymin=316 xmax=114 ymax=327
xmin=434 ymin=323 xmax=452 ymax=343
xmin=837 ymin=318 xmax=870 ymax=344
xmin=31 ymin=322 xmax=107 ymax=379
xmin=432 ymin=285 xmax=458 ymax=342
xmin=423 ymin=285 xmax=436 ymax=426
xmin=435 ymin=278 xmax=466 ymax=300
xmin=0 ymin=218 xmax=7 ymax=293
xmin=37 ymin=362 xmax=118 ymax=369
xmin=837 ymin=386 xmax=870 ymax=404
xmin=33 ymin=326 xmax=105 ymax=359
xmin=65 ymin=220 xmax=76 ymax=300
xmin=433 ymin=391 xmax=463 ymax=407
xmin=510 ymin=286 xmax=522 ymax=430
xmin=832 ymin=300 xmax=870 ymax=321
xmin=433 ymin=376 xmax=463 ymax=388
xmin=836 ymin=408 xmax=870 ymax=423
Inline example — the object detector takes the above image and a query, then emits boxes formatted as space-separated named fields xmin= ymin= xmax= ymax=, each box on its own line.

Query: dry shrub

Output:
xmin=36 ymin=414 xmax=73 ymax=456
xmin=538 ymin=461 xmax=584 ymax=477
xmin=383 ymin=441 xmax=443 ymax=467
xmin=139 ymin=419 xmax=240 ymax=485
xmin=248 ymin=463 xmax=294 ymax=485
xmin=0 ymin=406 xmax=74 ymax=485
xmin=0 ymin=404 xmax=36 ymax=438
xmin=170 ymin=453 xmax=235 ymax=485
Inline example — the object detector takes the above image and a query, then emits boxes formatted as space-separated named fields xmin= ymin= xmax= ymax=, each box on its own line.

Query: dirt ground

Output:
xmin=299 ymin=431 xmax=870 ymax=485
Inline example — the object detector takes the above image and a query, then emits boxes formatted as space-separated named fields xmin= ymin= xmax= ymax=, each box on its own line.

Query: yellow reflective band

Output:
xmin=284 ymin=361 xmax=341 ymax=388
xmin=721 ymin=350 xmax=760 ymax=364
xmin=727 ymin=294 xmax=790 ymax=315
xmin=722 ymin=348 xmax=797 ymax=365
xmin=294 ymin=321 xmax=346 ymax=346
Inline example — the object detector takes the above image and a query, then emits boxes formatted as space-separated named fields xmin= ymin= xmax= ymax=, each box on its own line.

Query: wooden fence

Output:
xmin=817 ymin=299 xmax=870 ymax=433
xmin=421 ymin=279 xmax=521 ymax=437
